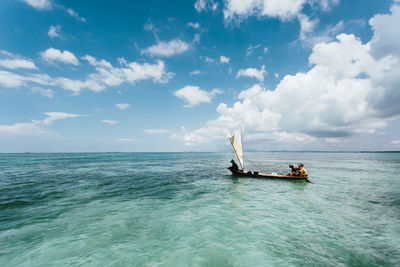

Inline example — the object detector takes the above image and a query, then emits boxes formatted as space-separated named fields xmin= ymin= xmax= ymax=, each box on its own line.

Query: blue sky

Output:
xmin=0 ymin=0 xmax=399 ymax=152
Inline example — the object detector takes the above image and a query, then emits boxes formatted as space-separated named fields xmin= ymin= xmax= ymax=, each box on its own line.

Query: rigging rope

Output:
xmin=245 ymin=158 xmax=267 ymax=172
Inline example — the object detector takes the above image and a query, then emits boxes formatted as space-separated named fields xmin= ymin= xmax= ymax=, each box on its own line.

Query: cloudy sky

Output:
xmin=1 ymin=0 xmax=399 ymax=152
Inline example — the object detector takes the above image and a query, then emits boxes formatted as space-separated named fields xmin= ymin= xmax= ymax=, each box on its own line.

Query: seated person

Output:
xmin=229 ymin=159 xmax=239 ymax=170
xmin=289 ymin=164 xmax=298 ymax=176
xmin=297 ymin=163 xmax=308 ymax=177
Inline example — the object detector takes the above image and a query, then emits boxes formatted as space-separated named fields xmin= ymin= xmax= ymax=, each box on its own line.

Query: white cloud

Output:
xmin=299 ymin=20 xmax=344 ymax=47
xmin=116 ymin=103 xmax=130 ymax=110
xmin=141 ymin=39 xmax=190 ymax=57
xmin=0 ymin=112 xmax=82 ymax=135
xmin=297 ymin=13 xmax=318 ymax=41
xmin=236 ymin=65 xmax=266 ymax=81
xmin=48 ymin=25 xmax=61 ymax=38
xmin=40 ymin=48 xmax=79 ymax=66
xmin=246 ymin=44 xmax=261 ymax=56
xmin=143 ymin=129 xmax=168 ymax=134
xmin=369 ymin=5 xmax=400 ymax=59
xmin=173 ymin=86 xmax=222 ymax=107
xmin=119 ymin=59 xmax=173 ymax=84
xmin=195 ymin=0 xmax=206 ymax=11
xmin=222 ymin=0 xmax=339 ymax=21
xmin=391 ymin=139 xmax=400 ymax=145
xmin=172 ymin=5 xmax=400 ymax=149
xmin=190 ymin=69 xmax=201 ymax=75
xmin=223 ymin=0 xmax=307 ymax=21
xmin=22 ymin=0 xmax=52 ymax=10
xmin=309 ymin=0 xmax=340 ymax=11
xmin=66 ymin=8 xmax=86 ymax=22
xmin=42 ymin=112 xmax=82 ymax=125
xmin=222 ymin=0 xmax=341 ymax=42
xmin=101 ymin=120 xmax=119 ymax=125
xmin=0 ymin=71 xmax=25 ymax=87
xmin=23 ymin=1 xmax=86 ymax=22
xmin=0 ymin=59 xmax=37 ymax=70
xmin=30 ymin=87 xmax=54 ymax=98
xmin=0 ymin=51 xmax=37 ymax=70
xmin=195 ymin=0 xmax=218 ymax=12
xmin=204 ymin=56 xmax=215 ymax=63
xmin=0 ymin=53 xmax=173 ymax=95
xmin=187 ymin=22 xmax=200 ymax=29
xmin=220 ymin=56 xmax=230 ymax=64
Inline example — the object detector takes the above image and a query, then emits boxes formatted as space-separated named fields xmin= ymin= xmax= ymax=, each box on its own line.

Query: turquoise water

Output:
xmin=1 ymin=152 xmax=399 ymax=266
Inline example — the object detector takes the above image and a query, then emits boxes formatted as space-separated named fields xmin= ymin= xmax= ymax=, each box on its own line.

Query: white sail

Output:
xmin=229 ymin=130 xmax=244 ymax=169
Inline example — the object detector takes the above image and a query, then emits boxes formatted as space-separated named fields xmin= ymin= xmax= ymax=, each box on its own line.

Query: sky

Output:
xmin=0 ymin=0 xmax=400 ymax=152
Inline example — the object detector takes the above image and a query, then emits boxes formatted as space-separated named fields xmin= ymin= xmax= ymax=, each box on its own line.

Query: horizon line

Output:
xmin=1 ymin=150 xmax=399 ymax=154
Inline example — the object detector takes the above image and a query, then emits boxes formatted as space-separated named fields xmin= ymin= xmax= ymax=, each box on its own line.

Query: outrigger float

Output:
xmin=227 ymin=130 xmax=310 ymax=182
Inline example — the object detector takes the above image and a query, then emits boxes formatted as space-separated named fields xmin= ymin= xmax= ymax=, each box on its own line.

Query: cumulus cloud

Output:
xmin=40 ymin=48 xmax=79 ymax=66
xmin=22 ymin=0 xmax=52 ymax=10
xmin=48 ymin=25 xmax=61 ymax=38
xmin=174 ymin=86 xmax=222 ymax=107
xmin=116 ymin=103 xmax=130 ymax=110
xmin=0 ymin=112 xmax=82 ymax=135
xmin=143 ymin=129 xmax=169 ymax=134
xmin=172 ymin=5 xmax=400 ymax=149
xmin=141 ymin=39 xmax=190 ymax=57
xmin=236 ymin=65 xmax=266 ymax=81
xmin=220 ymin=56 xmax=230 ymax=64
xmin=222 ymin=1 xmax=341 ymax=43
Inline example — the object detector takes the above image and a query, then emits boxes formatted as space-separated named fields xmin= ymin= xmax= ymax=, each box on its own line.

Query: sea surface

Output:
xmin=0 ymin=152 xmax=399 ymax=266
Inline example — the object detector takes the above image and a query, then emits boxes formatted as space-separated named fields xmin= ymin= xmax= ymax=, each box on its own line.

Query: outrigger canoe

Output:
xmin=228 ymin=129 xmax=310 ymax=182
xmin=228 ymin=167 xmax=309 ymax=181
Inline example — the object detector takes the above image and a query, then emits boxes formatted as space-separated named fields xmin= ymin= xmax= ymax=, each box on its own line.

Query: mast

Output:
xmin=229 ymin=129 xmax=244 ymax=169
xmin=241 ymin=128 xmax=244 ymax=170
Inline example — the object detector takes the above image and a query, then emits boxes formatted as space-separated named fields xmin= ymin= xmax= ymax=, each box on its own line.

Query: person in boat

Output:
xmin=289 ymin=164 xmax=298 ymax=176
xmin=229 ymin=159 xmax=239 ymax=170
xmin=297 ymin=163 xmax=308 ymax=177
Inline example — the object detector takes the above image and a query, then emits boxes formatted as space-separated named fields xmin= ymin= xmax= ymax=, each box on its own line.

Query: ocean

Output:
xmin=0 ymin=152 xmax=399 ymax=266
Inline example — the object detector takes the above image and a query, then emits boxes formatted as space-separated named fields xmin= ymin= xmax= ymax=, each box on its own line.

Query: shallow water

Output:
xmin=0 ymin=152 xmax=399 ymax=266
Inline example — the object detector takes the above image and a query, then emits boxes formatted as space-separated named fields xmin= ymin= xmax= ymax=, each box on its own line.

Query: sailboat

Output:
xmin=228 ymin=130 xmax=309 ymax=180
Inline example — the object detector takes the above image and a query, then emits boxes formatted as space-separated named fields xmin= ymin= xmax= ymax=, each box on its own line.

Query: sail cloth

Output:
xmin=229 ymin=130 xmax=244 ymax=169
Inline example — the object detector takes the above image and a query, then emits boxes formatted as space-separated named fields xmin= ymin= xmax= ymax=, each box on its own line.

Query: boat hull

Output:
xmin=228 ymin=168 xmax=308 ymax=180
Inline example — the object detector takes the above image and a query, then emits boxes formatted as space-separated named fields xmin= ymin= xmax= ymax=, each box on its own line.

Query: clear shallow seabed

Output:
xmin=0 ymin=152 xmax=399 ymax=266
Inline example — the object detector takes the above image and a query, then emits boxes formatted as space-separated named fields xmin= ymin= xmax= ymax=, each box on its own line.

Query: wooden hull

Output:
xmin=228 ymin=168 xmax=308 ymax=180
